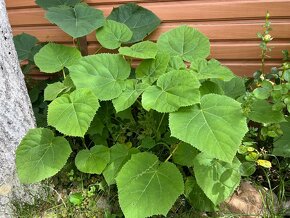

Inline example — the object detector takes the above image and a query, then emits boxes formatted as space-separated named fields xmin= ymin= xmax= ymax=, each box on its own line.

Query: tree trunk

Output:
xmin=0 ymin=0 xmax=40 ymax=216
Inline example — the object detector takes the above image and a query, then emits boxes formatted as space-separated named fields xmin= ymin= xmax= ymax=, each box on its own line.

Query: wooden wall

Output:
xmin=5 ymin=0 xmax=290 ymax=76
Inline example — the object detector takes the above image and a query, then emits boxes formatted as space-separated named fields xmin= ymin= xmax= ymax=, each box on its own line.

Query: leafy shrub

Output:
xmin=15 ymin=2 xmax=290 ymax=217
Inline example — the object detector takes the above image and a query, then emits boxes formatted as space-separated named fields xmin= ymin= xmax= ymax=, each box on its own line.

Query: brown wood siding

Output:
xmin=6 ymin=0 xmax=290 ymax=76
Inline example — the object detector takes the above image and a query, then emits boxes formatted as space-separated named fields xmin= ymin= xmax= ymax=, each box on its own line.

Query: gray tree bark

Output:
xmin=0 ymin=0 xmax=39 ymax=216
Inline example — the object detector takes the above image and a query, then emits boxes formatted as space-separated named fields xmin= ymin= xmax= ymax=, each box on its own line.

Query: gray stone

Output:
xmin=0 ymin=1 xmax=41 ymax=217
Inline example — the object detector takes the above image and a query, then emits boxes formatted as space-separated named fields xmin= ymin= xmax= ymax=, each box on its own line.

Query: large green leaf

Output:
xmin=273 ymin=118 xmax=290 ymax=157
xmin=35 ymin=0 xmax=81 ymax=10
xmin=142 ymin=70 xmax=200 ymax=112
xmin=193 ymin=153 xmax=241 ymax=205
xmin=157 ymin=25 xmax=210 ymax=62
xmin=116 ymin=152 xmax=184 ymax=218
xmin=108 ymin=3 xmax=161 ymax=43
xmin=48 ymin=89 xmax=100 ymax=137
xmin=96 ymin=20 xmax=133 ymax=49
xmin=169 ymin=94 xmax=248 ymax=163
xmin=248 ymin=99 xmax=286 ymax=124
xmin=136 ymin=53 xmax=170 ymax=84
xmin=119 ymin=41 xmax=157 ymax=59
xmin=16 ymin=128 xmax=72 ymax=184
xmin=190 ymin=59 xmax=235 ymax=81
xmin=75 ymin=145 xmax=110 ymax=174
xmin=13 ymin=33 xmax=38 ymax=61
xmin=103 ymin=144 xmax=139 ymax=185
xmin=34 ymin=43 xmax=81 ymax=73
xmin=212 ymin=77 xmax=246 ymax=99
xmin=46 ymin=4 xmax=104 ymax=38
xmin=112 ymin=80 xmax=148 ymax=113
xmin=68 ymin=54 xmax=131 ymax=100
xmin=184 ymin=177 xmax=216 ymax=212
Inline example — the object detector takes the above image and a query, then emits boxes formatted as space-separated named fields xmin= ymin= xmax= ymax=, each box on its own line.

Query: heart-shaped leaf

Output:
xmin=169 ymin=94 xmax=248 ymax=163
xmin=119 ymin=41 xmax=157 ymax=59
xmin=75 ymin=145 xmax=110 ymax=174
xmin=16 ymin=128 xmax=72 ymax=184
xmin=142 ymin=70 xmax=200 ymax=112
xmin=68 ymin=54 xmax=131 ymax=100
xmin=96 ymin=20 xmax=133 ymax=49
xmin=13 ymin=33 xmax=38 ymax=61
xmin=116 ymin=152 xmax=184 ymax=218
xmin=157 ymin=25 xmax=210 ymax=61
xmin=193 ymin=153 xmax=241 ymax=205
xmin=48 ymin=89 xmax=100 ymax=137
xmin=46 ymin=4 xmax=104 ymax=38
xmin=34 ymin=43 xmax=81 ymax=73
xmin=108 ymin=3 xmax=161 ymax=43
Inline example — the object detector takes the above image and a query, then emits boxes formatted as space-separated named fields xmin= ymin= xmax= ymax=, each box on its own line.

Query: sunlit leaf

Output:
xmin=34 ymin=43 xmax=81 ymax=73
xmin=157 ymin=25 xmax=210 ymax=61
xmin=169 ymin=94 xmax=247 ymax=163
xmin=48 ymin=89 xmax=99 ymax=137
xmin=16 ymin=128 xmax=72 ymax=183
xmin=96 ymin=20 xmax=133 ymax=49
xmin=68 ymin=54 xmax=131 ymax=100
xmin=142 ymin=70 xmax=200 ymax=112
xmin=116 ymin=152 xmax=184 ymax=218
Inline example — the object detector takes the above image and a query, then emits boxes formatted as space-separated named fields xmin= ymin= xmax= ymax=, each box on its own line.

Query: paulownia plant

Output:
xmin=16 ymin=1 xmax=290 ymax=217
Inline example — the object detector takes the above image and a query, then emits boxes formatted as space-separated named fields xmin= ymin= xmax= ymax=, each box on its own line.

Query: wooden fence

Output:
xmin=5 ymin=0 xmax=290 ymax=76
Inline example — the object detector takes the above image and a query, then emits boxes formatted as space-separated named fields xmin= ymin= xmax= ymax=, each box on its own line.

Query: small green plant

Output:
xmin=15 ymin=3 xmax=290 ymax=218
xmin=240 ymin=13 xmax=290 ymax=217
xmin=257 ymin=11 xmax=273 ymax=75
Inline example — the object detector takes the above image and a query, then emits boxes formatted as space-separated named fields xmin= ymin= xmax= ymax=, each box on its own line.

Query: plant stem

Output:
xmin=62 ymin=69 xmax=66 ymax=79
xmin=77 ymin=36 xmax=88 ymax=56
xmin=82 ymin=138 xmax=88 ymax=149
xmin=156 ymin=113 xmax=165 ymax=135
xmin=165 ymin=142 xmax=180 ymax=162
xmin=261 ymin=49 xmax=266 ymax=76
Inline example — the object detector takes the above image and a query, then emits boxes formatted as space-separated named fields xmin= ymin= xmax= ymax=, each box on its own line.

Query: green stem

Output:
xmin=261 ymin=49 xmax=266 ymax=76
xmin=156 ymin=113 xmax=165 ymax=134
xmin=136 ymin=99 xmax=142 ymax=107
xmin=62 ymin=69 xmax=66 ymax=79
xmin=165 ymin=142 xmax=180 ymax=162
xmin=82 ymin=138 xmax=88 ymax=149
